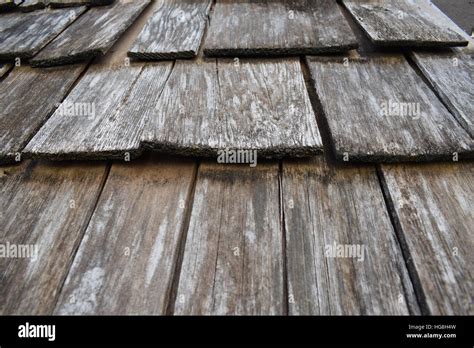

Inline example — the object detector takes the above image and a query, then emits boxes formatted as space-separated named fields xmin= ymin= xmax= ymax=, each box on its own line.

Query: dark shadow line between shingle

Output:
xmin=278 ymin=160 xmax=289 ymax=316
xmin=375 ymin=164 xmax=430 ymax=316
xmin=402 ymin=48 xmax=473 ymax=140
xmin=165 ymin=158 xmax=200 ymax=315
xmin=50 ymin=159 xmax=112 ymax=315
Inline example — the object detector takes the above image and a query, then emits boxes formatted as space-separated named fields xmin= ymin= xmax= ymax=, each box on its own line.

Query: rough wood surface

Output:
xmin=306 ymin=56 xmax=473 ymax=162
xmin=0 ymin=7 xmax=86 ymax=60
xmin=55 ymin=157 xmax=196 ymax=315
xmin=283 ymin=157 xmax=420 ymax=315
xmin=174 ymin=162 xmax=284 ymax=315
xmin=19 ymin=0 xmax=47 ymax=12
xmin=30 ymin=0 xmax=150 ymax=67
xmin=204 ymin=0 xmax=358 ymax=57
xmin=411 ymin=50 xmax=474 ymax=137
xmin=49 ymin=0 xmax=114 ymax=7
xmin=343 ymin=0 xmax=469 ymax=48
xmin=380 ymin=161 xmax=474 ymax=315
xmin=0 ymin=160 xmax=108 ymax=315
xmin=24 ymin=62 xmax=173 ymax=160
xmin=0 ymin=65 xmax=86 ymax=164
xmin=143 ymin=58 xmax=323 ymax=158
xmin=128 ymin=0 xmax=212 ymax=60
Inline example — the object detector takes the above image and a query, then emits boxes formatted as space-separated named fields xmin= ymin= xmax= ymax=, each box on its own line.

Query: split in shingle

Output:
xmin=24 ymin=62 xmax=173 ymax=160
xmin=128 ymin=0 xmax=212 ymax=60
xmin=411 ymin=50 xmax=474 ymax=137
xmin=142 ymin=58 xmax=323 ymax=158
xmin=283 ymin=157 xmax=419 ymax=315
xmin=0 ymin=65 xmax=86 ymax=164
xmin=204 ymin=0 xmax=358 ymax=57
xmin=174 ymin=162 xmax=284 ymax=315
xmin=30 ymin=0 xmax=150 ymax=67
xmin=48 ymin=0 xmax=114 ymax=8
xmin=0 ymin=160 xmax=108 ymax=315
xmin=380 ymin=161 xmax=474 ymax=315
xmin=0 ymin=7 xmax=86 ymax=60
xmin=0 ymin=63 xmax=12 ymax=78
xmin=306 ymin=56 xmax=473 ymax=162
xmin=343 ymin=0 xmax=469 ymax=48
xmin=55 ymin=157 xmax=196 ymax=315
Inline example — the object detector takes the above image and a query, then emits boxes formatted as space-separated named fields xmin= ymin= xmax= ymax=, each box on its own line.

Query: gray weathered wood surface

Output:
xmin=19 ymin=0 xmax=47 ymax=12
xmin=24 ymin=62 xmax=173 ymax=160
xmin=49 ymin=0 xmax=114 ymax=7
xmin=128 ymin=0 xmax=212 ymax=60
xmin=55 ymin=157 xmax=196 ymax=315
xmin=0 ymin=65 xmax=86 ymax=164
xmin=173 ymin=162 xmax=284 ymax=315
xmin=0 ymin=7 xmax=86 ymax=60
xmin=433 ymin=0 xmax=474 ymax=35
xmin=30 ymin=0 xmax=150 ymax=67
xmin=204 ymin=0 xmax=358 ymax=57
xmin=380 ymin=161 xmax=474 ymax=315
xmin=143 ymin=58 xmax=323 ymax=158
xmin=343 ymin=0 xmax=469 ymax=48
xmin=0 ymin=160 xmax=108 ymax=315
xmin=306 ymin=56 xmax=473 ymax=162
xmin=282 ymin=157 xmax=420 ymax=315
xmin=411 ymin=50 xmax=474 ymax=137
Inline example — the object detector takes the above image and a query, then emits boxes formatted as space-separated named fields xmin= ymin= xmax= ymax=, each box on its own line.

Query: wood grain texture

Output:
xmin=0 ymin=65 xmax=86 ymax=164
xmin=143 ymin=58 xmax=323 ymax=158
xmin=411 ymin=50 xmax=474 ymax=137
xmin=128 ymin=0 xmax=212 ymax=60
xmin=55 ymin=157 xmax=196 ymax=315
xmin=174 ymin=162 xmax=284 ymax=315
xmin=306 ymin=56 xmax=473 ymax=162
xmin=30 ymin=0 xmax=151 ymax=67
xmin=24 ymin=62 xmax=173 ymax=160
xmin=204 ymin=0 xmax=358 ymax=57
xmin=19 ymin=0 xmax=47 ymax=12
xmin=380 ymin=161 xmax=474 ymax=315
xmin=49 ymin=0 xmax=114 ymax=7
xmin=282 ymin=157 xmax=419 ymax=315
xmin=0 ymin=7 xmax=86 ymax=60
xmin=343 ymin=0 xmax=469 ymax=48
xmin=0 ymin=160 xmax=107 ymax=315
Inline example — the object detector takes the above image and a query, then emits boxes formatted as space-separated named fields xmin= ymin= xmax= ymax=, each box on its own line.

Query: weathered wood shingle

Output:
xmin=24 ymin=62 xmax=173 ymax=160
xmin=0 ymin=160 xmax=108 ymax=315
xmin=411 ymin=50 xmax=474 ymax=137
xmin=30 ymin=0 xmax=151 ymax=67
xmin=306 ymin=56 xmax=473 ymax=162
xmin=143 ymin=58 xmax=323 ymax=158
xmin=282 ymin=157 xmax=419 ymax=314
xmin=0 ymin=7 xmax=86 ymax=60
xmin=128 ymin=0 xmax=212 ymax=60
xmin=55 ymin=157 xmax=196 ymax=315
xmin=204 ymin=0 xmax=358 ymax=57
xmin=380 ymin=161 xmax=474 ymax=315
xmin=343 ymin=0 xmax=468 ymax=48
xmin=0 ymin=65 xmax=86 ymax=164
xmin=174 ymin=162 xmax=284 ymax=315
